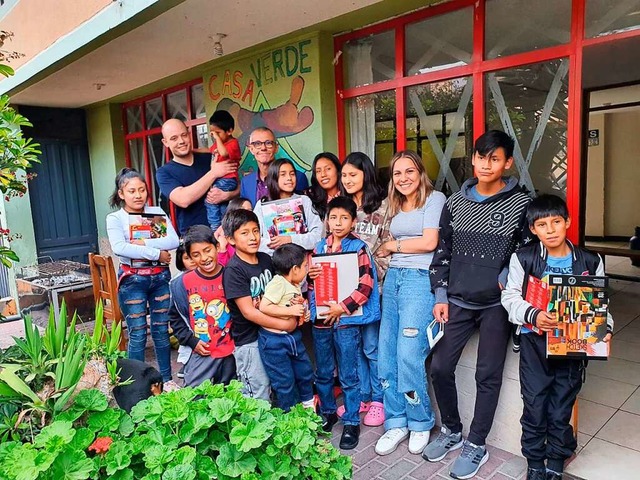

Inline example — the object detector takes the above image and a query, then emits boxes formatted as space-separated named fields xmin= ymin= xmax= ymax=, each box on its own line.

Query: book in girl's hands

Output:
xmin=311 ymin=252 xmax=362 ymax=318
xmin=128 ymin=213 xmax=169 ymax=267
xmin=129 ymin=213 xmax=168 ymax=240
xmin=261 ymin=197 xmax=308 ymax=238
xmin=546 ymin=275 xmax=609 ymax=360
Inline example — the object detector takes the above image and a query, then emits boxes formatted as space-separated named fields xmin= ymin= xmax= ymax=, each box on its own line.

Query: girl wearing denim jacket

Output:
xmin=374 ymin=151 xmax=446 ymax=457
xmin=106 ymin=168 xmax=179 ymax=384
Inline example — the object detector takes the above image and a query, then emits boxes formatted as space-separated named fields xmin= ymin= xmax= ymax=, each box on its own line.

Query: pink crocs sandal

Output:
xmin=363 ymin=401 xmax=385 ymax=427
xmin=337 ymin=401 xmax=371 ymax=418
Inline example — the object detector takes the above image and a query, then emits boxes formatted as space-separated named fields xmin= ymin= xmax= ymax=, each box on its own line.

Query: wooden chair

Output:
xmin=88 ymin=253 xmax=127 ymax=351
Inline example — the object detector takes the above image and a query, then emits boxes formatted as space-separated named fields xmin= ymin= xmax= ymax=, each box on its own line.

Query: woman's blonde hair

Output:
xmin=387 ymin=150 xmax=434 ymax=216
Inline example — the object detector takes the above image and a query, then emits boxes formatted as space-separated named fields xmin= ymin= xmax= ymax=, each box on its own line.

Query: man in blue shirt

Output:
xmin=240 ymin=127 xmax=308 ymax=206
xmin=156 ymin=119 xmax=237 ymax=235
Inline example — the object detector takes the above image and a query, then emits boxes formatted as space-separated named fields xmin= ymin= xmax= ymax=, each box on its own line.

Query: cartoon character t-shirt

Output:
xmin=223 ymin=252 xmax=274 ymax=346
xmin=183 ymin=269 xmax=234 ymax=358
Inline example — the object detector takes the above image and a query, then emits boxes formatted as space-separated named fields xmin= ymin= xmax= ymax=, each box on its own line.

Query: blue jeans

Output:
xmin=359 ymin=321 xmax=383 ymax=403
xmin=206 ymin=177 xmax=238 ymax=230
xmin=118 ymin=270 xmax=172 ymax=381
xmin=312 ymin=325 xmax=361 ymax=426
xmin=258 ymin=329 xmax=314 ymax=412
xmin=379 ymin=268 xmax=436 ymax=432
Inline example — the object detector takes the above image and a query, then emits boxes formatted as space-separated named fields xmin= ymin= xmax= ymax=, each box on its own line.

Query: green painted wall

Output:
xmin=204 ymin=34 xmax=335 ymax=172
xmin=87 ymin=103 xmax=125 ymax=239
xmin=202 ymin=32 xmax=336 ymax=176
xmin=3 ymin=178 xmax=37 ymax=268
xmin=317 ymin=31 xmax=338 ymax=155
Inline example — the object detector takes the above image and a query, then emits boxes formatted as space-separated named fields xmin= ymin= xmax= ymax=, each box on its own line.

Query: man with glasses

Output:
xmin=157 ymin=119 xmax=238 ymax=235
xmin=240 ymin=127 xmax=309 ymax=207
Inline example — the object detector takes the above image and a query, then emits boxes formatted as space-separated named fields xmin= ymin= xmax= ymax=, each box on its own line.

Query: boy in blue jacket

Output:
xmin=308 ymin=196 xmax=380 ymax=451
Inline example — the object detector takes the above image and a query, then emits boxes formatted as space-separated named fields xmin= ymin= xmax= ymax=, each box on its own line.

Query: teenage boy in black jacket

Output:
xmin=501 ymin=195 xmax=613 ymax=480
xmin=424 ymin=130 xmax=532 ymax=479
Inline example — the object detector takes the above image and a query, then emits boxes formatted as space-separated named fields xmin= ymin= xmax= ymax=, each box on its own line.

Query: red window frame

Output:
xmin=334 ymin=0 xmax=640 ymax=242
xmin=121 ymin=79 xmax=207 ymax=207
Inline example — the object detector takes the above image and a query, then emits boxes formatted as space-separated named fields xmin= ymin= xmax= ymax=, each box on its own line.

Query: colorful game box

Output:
xmin=129 ymin=213 xmax=168 ymax=240
xmin=261 ymin=198 xmax=308 ymax=238
xmin=546 ymin=275 xmax=609 ymax=360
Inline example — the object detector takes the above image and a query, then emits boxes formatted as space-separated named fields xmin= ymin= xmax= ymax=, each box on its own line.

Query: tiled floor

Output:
xmin=566 ymin=275 xmax=640 ymax=480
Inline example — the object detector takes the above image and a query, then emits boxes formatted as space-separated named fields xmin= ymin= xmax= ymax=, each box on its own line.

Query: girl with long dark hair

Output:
xmin=307 ymin=152 xmax=342 ymax=220
xmin=106 ymin=168 xmax=179 ymax=386
xmin=338 ymin=151 xmax=390 ymax=427
xmin=253 ymin=159 xmax=322 ymax=255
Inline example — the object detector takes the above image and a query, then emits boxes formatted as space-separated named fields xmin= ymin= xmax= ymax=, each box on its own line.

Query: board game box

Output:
xmin=546 ymin=274 xmax=609 ymax=360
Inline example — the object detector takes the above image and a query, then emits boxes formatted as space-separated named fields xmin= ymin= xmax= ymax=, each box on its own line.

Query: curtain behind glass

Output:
xmin=346 ymin=39 xmax=376 ymax=159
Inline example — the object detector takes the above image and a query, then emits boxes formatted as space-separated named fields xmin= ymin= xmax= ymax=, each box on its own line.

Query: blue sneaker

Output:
xmin=449 ymin=440 xmax=489 ymax=479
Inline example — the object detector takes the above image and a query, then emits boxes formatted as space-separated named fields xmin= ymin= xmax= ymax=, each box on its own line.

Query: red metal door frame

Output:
xmin=121 ymin=79 xmax=206 ymax=209
xmin=334 ymin=0 xmax=640 ymax=243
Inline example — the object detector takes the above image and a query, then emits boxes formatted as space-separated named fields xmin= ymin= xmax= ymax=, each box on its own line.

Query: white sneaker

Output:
xmin=375 ymin=427 xmax=409 ymax=456
xmin=408 ymin=430 xmax=431 ymax=454
xmin=162 ymin=380 xmax=181 ymax=392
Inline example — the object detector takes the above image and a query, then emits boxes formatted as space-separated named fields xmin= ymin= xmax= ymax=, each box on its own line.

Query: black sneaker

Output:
xmin=527 ymin=468 xmax=546 ymax=480
xmin=339 ymin=425 xmax=360 ymax=450
xmin=176 ymin=365 xmax=185 ymax=379
xmin=546 ymin=471 xmax=562 ymax=480
xmin=321 ymin=412 xmax=339 ymax=432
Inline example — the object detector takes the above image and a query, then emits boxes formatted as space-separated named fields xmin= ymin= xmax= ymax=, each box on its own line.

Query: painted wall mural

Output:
xmin=204 ymin=36 xmax=323 ymax=175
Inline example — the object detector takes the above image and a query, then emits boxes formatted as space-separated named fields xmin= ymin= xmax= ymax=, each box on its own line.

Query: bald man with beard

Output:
xmin=156 ymin=119 xmax=237 ymax=235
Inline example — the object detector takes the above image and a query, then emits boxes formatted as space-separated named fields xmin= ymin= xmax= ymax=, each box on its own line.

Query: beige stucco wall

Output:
xmin=604 ymin=110 xmax=640 ymax=237
xmin=0 ymin=0 xmax=112 ymax=71
xmin=585 ymin=113 xmax=606 ymax=237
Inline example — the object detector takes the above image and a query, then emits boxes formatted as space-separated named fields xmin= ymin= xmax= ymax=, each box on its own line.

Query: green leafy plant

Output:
xmin=0 ymin=382 xmax=352 ymax=480
xmin=87 ymin=302 xmax=126 ymax=363
xmin=0 ymin=57 xmax=40 ymax=275
xmin=0 ymin=302 xmax=88 ymax=440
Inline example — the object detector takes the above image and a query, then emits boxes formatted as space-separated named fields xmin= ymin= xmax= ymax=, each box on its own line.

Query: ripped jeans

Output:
xmin=379 ymin=267 xmax=436 ymax=432
xmin=118 ymin=270 xmax=172 ymax=381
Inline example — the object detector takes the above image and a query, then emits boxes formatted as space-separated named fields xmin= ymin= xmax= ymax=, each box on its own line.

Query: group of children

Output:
xmin=106 ymin=121 xmax=614 ymax=480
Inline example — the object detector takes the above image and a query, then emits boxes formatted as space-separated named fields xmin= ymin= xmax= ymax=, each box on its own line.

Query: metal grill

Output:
xmin=22 ymin=260 xmax=90 ymax=280
xmin=18 ymin=258 xmax=93 ymax=318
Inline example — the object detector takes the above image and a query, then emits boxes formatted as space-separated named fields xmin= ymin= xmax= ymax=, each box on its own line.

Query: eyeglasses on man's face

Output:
xmin=248 ymin=140 xmax=277 ymax=149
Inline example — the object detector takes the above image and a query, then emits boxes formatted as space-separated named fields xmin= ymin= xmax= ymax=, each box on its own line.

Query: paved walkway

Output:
xmin=328 ymin=423 xmax=583 ymax=480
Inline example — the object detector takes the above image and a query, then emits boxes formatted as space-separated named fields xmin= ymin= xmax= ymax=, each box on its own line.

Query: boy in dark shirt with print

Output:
xmin=222 ymin=209 xmax=295 ymax=402
xmin=425 ymin=130 xmax=532 ymax=479
xmin=168 ymin=225 xmax=235 ymax=387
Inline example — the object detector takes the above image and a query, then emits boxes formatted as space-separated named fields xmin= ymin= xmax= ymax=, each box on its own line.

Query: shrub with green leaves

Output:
xmin=0 ymin=381 xmax=352 ymax=480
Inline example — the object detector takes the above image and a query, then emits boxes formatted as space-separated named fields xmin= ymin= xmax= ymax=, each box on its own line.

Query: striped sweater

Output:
xmin=430 ymin=176 xmax=533 ymax=307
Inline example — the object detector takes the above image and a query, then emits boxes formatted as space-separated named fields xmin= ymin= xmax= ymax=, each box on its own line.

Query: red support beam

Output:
xmin=395 ymin=25 xmax=406 ymax=151
xmin=472 ymin=0 xmax=485 ymax=140
xmin=566 ymin=0 xmax=586 ymax=243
